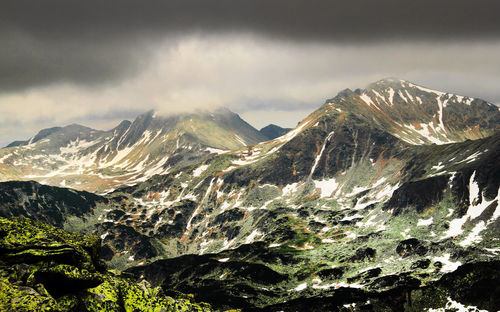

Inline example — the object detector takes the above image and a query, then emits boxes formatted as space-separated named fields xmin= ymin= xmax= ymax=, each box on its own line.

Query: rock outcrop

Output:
xmin=0 ymin=216 xmax=216 ymax=312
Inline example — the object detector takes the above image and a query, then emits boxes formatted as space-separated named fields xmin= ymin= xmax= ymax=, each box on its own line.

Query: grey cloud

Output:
xmin=4 ymin=1 xmax=500 ymax=41
xmin=0 ymin=30 xmax=155 ymax=92
xmin=235 ymin=97 xmax=316 ymax=113
xmin=1 ymin=0 xmax=500 ymax=92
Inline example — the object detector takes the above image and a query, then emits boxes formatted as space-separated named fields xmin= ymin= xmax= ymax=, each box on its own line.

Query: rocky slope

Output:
xmin=346 ymin=78 xmax=499 ymax=144
xmin=0 ymin=180 xmax=172 ymax=270
xmin=0 ymin=216 xmax=216 ymax=311
xmin=106 ymin=80 xmax=499 ymax=310
xmin=111 ymin=80 xmax=499 ymax=256
xmin=112 ymin=130 xmax=499 ymax=310
xmin=0 ymin=108 xmax=267 ymax=193
xmin=127 ymin=242 xmax=499 ymax=311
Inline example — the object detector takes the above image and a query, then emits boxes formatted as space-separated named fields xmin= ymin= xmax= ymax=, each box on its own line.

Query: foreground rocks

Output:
xmin=128 ymin=242 xmax=500 ymax=311
xmin=0 ymin=216 xmax=216 ymax=312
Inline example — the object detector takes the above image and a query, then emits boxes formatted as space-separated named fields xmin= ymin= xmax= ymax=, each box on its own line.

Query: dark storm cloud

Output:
xmin=1 ymin=0 xmax=500 ymax=92
xmin=0 ymin=31 xmax=152 ymax=91
xmin=4 ymin=0 xmax=500 ymax=40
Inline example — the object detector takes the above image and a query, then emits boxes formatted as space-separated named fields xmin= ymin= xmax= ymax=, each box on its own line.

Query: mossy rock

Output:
xmin=0 ymin=217 xmax=216 ymax=312
xmin=0 ymin=216 xmax=102 ymax=271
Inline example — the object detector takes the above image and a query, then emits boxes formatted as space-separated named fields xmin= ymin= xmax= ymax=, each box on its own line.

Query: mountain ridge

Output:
xmin=0 ymin=108 xmax=268 ymax=192
xmin=323 ymin=78 xmax=500 ymax=145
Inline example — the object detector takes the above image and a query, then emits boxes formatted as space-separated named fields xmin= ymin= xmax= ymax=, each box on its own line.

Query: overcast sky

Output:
xmin=1 ymin=0 xmax=500 ymax=146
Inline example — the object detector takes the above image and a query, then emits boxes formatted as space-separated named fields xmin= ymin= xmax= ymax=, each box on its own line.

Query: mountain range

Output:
xmin=0 ymin=78 xmax=499 ymax=311
xmin=0 ymin=108 xmax=273 ymax=193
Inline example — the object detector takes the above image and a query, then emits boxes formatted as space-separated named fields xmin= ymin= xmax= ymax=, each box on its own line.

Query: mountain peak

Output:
xmin=366 ymin=77 xmax=413 ymax=90
xmin=259 ymin=124 xmax=292 ymax=140
xmin=62 ymin=123 xmax=95 ymax=132
xmin=321 ymin=78 xmax=498 ymax=146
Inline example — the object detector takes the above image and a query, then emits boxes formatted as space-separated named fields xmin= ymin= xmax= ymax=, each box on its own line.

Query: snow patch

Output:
xmin=276 ymin=120 xmax=312 ymax=143
xmin=312 ymin=281 xmax=363 ymax=290
xmin=417 ymin=217 xmax=433 ymax=226
xmin=322 ymin=238 xmax=336 ymax=243
xmin=245 ymin=230 xmax=263 ymax=244
xmin=192 ymin=164 xmax=209 ymax=177
xmin=459 ymin=221 xmax=486 ymax=247
xmin=313 ymin=178 xmax=339 ymax=198
xmin=310 ymin=131 xmax=335 ymax=176
xmin=387 ymin=88 xmax=395 ymax=104
xmin=443 ymin=172 xmax=499 ymax=239
xmin=205 ymin=147 xmax=227 ymax=154
xmin=433 ymin=254 xmax=461 ymax=273
xmin=360 ymin=94 xmax=375 ymax=107
xmin=291 ymin=283 xmax=307 ymax=292
xmin=427 ymin=297 xmax=487 ymax=312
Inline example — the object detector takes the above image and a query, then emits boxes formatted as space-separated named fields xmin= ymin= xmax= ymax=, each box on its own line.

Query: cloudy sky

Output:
xmin=1 ymin=0 xmax=500 ymax=146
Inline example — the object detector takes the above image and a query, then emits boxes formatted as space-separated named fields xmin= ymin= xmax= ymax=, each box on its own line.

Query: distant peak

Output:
xmin=63 ymin=123 xmax=94 ymax=131
xmin=376 ymin=77 xmax=407 ymax=83
xmin=260 ymin=124 xmax=281 ymax=130
xmin=139 ymin=109 xmax=156 ymax=118
xmin=366 ymin=78 xmax=411 ymax=89
xmin=112 ymin=120 xmax=132 ymax=131
xmin=259 ymin=124 xmax=292 ymax=140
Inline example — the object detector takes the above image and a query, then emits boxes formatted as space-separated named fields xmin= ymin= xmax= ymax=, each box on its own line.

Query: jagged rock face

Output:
xmin=0 ymin=217 xmax=215 ymax=312
xmin=331 ymin=79 xmax=500 ymax=145
xmin=0 ymin=108 xmax=267 ymax=193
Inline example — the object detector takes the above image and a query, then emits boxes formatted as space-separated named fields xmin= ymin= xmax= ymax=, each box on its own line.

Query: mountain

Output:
xmin=0 ymin=108 xmax=267 ymax=193
xmin=106 ymin=79 xmax=499 ymax=310
xmin=340 ymin=78 xmax=499 ymax=144
xmin=1 ymin=78 xmax=499 ymax=311
xmin=259 ymin=124 xmax=292 ymax=140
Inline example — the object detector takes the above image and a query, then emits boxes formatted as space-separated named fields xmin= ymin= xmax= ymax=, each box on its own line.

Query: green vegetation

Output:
xmin=0 ymin=216 xmax=216 ymax=312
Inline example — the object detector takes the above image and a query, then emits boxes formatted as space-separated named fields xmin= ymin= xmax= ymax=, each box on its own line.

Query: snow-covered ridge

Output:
xmin=355 ymin=79 xmax=499 ymax=145
xmin=0 ymin=109 xmax=267 ymax=192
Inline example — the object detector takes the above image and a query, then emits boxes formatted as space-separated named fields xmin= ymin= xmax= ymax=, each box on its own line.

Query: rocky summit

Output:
xmin=0 ymin=79 xmax=499 ymax=311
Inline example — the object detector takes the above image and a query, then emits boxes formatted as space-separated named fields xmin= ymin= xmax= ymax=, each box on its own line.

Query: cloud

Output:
xmin=1 ymin=0 xmax=500 ymax=92
xmin=1 ymin=34 xmax=499 ymax=146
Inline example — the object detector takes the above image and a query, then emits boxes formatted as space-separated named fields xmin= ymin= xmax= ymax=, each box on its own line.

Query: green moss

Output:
xmin=0 ymin=217 xmax=217 ymax=312
xmin=84 ymin=276 xmax=213 ymax=312
xmin=0 ymin=277 xmax=61 ymax=312
xmin=0 ymin=216 xmax=100 ymax=271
